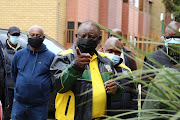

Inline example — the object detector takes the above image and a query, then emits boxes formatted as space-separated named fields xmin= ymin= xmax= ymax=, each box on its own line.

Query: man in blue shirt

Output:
xmin=11 ymin=25 xmax=55 ymax=120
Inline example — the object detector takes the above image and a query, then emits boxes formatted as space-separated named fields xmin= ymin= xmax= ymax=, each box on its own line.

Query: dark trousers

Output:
xmin=11 ymin=99 xmax=48 ymax=120
xmin=4 ymin=88 xmax=14 ymax=120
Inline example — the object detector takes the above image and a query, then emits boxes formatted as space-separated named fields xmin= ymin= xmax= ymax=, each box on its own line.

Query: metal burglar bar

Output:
xmin=67 ymin=29 xmax=74 ymax=43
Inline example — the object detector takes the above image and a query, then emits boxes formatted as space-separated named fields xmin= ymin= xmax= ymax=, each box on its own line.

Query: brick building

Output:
xmin=65 ymin=0 xmax=153 ymax=48
xmin=150 ymin=0 xmax=166 ymax=35
xmin=0 ymin=0 xmax=170 ymax=49
xmin=0 ymin=0 xmax=66 ymax=46
xmin=99 ymin=0 xmax=151 ymax=46
xmin=65 ymin=0 xmax=99 ymax=48
xmin=150 ymin=0 xmax=172 ymax=35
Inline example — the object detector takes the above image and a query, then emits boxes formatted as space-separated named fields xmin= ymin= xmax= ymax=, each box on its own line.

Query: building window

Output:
xmin=130 ymin=35 xmax=133 ymax=49
xmin=139 ymin=0 xmax=143 ymax=11
xmin=123 ymin=0 xmax=128 ymax=3
xmin=67 ymin=22 xmax=74 ymax=43
xmin=130 ymin=0 xmax=134 ymax=5
xmin=134 ymin=37 xmax=137 ymax=46
xmin=68 ymin=22 xmax=74 ymax=29
xmin=134 ymin=0 xmax=139 ymax=8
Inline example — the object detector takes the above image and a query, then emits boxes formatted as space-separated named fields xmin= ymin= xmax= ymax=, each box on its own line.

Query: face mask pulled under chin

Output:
xmin=78 ymin=38 xmax=97 ymax=53
xmin=28 ymin=37 xmax=43 ymax=48
xmin=105 ymin=53 xmax=121 ymax=66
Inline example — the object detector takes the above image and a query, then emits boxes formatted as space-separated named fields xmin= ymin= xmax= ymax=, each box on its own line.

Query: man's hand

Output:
xmin=75 ymin=47 xmax=92 ymax=68
xmin=105 ymin=79 xmax=117 ymax=94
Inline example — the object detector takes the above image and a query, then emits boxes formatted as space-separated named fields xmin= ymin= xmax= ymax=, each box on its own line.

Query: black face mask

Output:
xmin=78 ymin=38 xmax=97 ymax=53
xmin=28 ymin=37 xmax=43 ymax=48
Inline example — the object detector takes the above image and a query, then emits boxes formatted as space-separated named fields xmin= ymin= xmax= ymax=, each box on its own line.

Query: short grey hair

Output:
xmin=28 ymin=25 xmax=44 ymax=35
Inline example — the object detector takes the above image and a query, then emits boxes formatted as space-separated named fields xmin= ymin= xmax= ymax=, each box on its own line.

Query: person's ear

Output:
xmin=27 ymin=35 xmax=29 ymax=38
xmin=99 ymin=35 xmax=102 ymax=41
xmin=97 ymin=35 xmax=102 ymax=45
xmin=75 ymin=34 xmax=79 ymax=43
xmin=7 ymin=33 xmax=10 ymax=38
xmin=43 ymin=36 xmax=45 ymax=40
xmin=75 ymin=34 xmax=77 ymax=38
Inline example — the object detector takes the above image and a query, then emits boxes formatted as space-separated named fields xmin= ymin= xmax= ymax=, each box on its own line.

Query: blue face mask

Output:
xmin=9 ymin=35 xmax=19 ymax=45
xmin=165 ymin=38 xmax=180 ymax=47
xmin=105 ymin=53 xmax=121 ymax=66
xmin=165 ymin=38 xmax=180 ymax=61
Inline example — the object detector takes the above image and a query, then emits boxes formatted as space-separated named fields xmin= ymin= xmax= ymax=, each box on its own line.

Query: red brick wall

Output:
xmin=138 ymin=13 xmax=144 ymax=36
xmin=67 ymin=0 xmax=99 ymax=29
xmin=142 ymin=0 xmax=151 ymax=36
xmin=108 ymin=0 xmax=123 ymax=30
xmin=99 ymin=0 xmax=108 ymax=28
xmin=128 ymin=5 xmax=139 ymax=36
xmin=78 ymin=0 xmax=99 ymax=23
xmin=122 ymin=3 xmax=129 ymax=35
xmin=66 ymin=0 xmax=99 ymax=48
xmin=67 ymin=0 xmax=77 ymax=22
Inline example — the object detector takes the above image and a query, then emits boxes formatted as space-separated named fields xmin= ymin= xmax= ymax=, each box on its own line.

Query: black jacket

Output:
xmin=144 ymin=47 xmax=175 ymax=69
xmin=123 ymin=46 xmax=137 ymax=71
xmin=107 ymin=66 xmax=138 ymax=118
xmin=50 ymin=43 xmax=123 ymax=120
xmin=3 ymin=40 xmax=22 ymax=89
xmin=142 ymin=47 xmax=177 ymax=100
xmin=0 ymin=40 xmax=8 ymax=108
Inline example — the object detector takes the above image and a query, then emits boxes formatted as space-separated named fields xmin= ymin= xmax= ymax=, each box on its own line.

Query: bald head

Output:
xmin=103 ymin=37 xmax=122 ymax=56
xmin=165 ymin=21 xmax=180 ymax=36
xmin=77 ymin=21 xmax=101 ymax=37
xmin=28 ymin=25 xmax=45 ymax=41
xmin=109 ymin=28 xmax=122 ymax=40
xmin=28 ymin=25 xmax=44 ymax=35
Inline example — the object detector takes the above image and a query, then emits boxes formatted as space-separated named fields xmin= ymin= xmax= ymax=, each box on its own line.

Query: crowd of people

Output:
xmin=0 ymin=20 xmax=179 ymax=120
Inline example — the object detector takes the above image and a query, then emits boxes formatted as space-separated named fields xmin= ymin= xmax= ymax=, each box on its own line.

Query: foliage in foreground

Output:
xmin=96 ymin=21 xmax=180 ymax=119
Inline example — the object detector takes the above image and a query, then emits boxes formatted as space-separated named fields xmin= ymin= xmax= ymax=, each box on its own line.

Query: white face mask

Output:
xmin=165 ymin=38 xmax=180 ymax=47
xmin=9 ymin=35 xmax=19 ymax=45
xmin=165 ymin=38 xmax=180 ymax=61
xmin=105 ymin=53 xmax=121 ymax=66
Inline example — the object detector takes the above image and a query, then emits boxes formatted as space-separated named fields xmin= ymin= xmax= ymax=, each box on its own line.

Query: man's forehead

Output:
xmin=165 ymin=22 xmax=180 ymax=36
xmin=29 ymin=28 xmax=43 ymax=34
xmin=112 ymin=30 xmax=120 ymax=33
xmin=165 ymin=29 xmax=178 ymax=36
xmin=105 ymin=40 xmax=122 ymax=49
xmin=78 ymin=23 xmax=98 ymax=34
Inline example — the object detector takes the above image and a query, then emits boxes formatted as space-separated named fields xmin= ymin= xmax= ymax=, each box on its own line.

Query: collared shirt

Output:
xmin=7 ymin=40 xmax=20 ymax=52
xmin=90 ymin=53 xmax=106 ymax=118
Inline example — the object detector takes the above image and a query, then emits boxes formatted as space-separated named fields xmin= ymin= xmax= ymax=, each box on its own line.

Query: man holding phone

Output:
xmin=50 ymin=21 xmax=123 ymax=120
